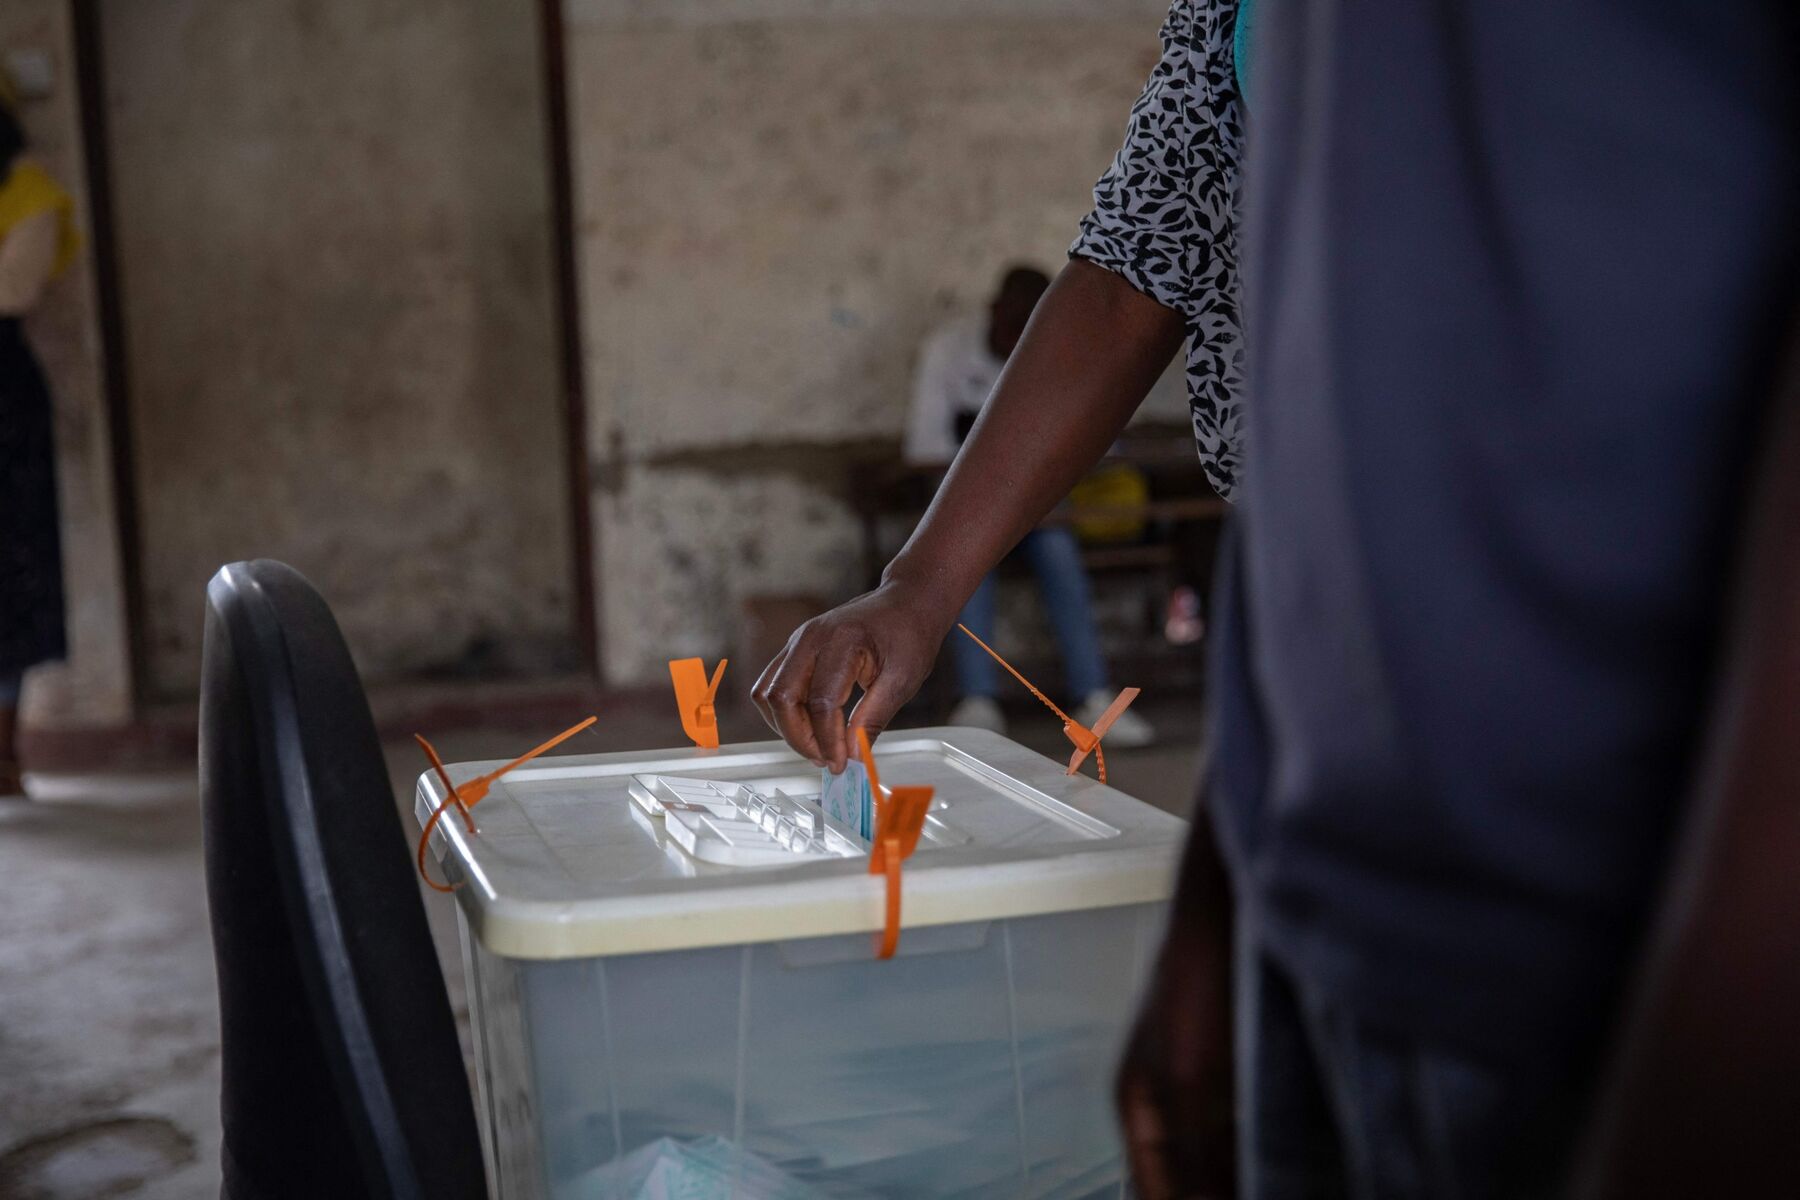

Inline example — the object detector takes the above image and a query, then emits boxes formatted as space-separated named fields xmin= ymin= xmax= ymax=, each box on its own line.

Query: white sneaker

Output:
xmin=1075 ymin=690 xmax=1156 ymax=749
xmin=947 ymin=696 xmax=1008 ymax=735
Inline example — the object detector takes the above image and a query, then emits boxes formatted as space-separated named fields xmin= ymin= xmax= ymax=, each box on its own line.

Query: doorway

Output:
xmin=81 ymin=0 xmax=593 ymax=700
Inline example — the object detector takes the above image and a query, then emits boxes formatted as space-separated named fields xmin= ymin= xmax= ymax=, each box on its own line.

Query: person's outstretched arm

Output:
xmin=753 ymin=258 xmax=1184 ymax=769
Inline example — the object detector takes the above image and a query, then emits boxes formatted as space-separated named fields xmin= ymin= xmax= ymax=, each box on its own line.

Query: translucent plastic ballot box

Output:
xmin=416 ymin=727 xmax=1186 ymax=1200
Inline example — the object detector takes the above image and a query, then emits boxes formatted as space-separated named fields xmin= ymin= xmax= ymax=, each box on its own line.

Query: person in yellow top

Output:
xmin=0 ymin=99 xmax=81 ymax=798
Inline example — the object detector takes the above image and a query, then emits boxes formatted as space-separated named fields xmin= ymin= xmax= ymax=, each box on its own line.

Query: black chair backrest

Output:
xmin=199 ymin=560 xmax=485 ymax=1200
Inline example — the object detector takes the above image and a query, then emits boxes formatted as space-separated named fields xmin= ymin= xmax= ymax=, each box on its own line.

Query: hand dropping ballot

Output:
xmin=819 ymin=758 xmax=874 ymax=840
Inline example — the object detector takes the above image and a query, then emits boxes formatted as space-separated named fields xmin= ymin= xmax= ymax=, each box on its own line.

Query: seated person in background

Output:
xmin=905 ymin=265 xmax=1154 ymax=747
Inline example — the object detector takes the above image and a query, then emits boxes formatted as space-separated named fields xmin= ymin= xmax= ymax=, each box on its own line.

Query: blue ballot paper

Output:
xmin=819 ymin=760 xmax=874 ymax=841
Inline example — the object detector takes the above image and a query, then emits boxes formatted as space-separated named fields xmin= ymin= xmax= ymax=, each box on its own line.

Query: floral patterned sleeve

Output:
xmin=1070 ymin=0 xmax=1247 ymax=499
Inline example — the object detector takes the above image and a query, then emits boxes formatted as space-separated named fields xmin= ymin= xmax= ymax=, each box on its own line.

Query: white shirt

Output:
xmin=904 ymin=315 xmax=1005 ymax=466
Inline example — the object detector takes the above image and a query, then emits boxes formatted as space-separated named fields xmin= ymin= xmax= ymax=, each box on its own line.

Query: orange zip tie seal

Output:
xmin=856 ymin=728 xmax=931 ymax=960
xmin=413 ymin=715 xmax=599 ymax=893
xmin=855 ymin=723 xmax=884 ymax=796
xmin=955 ymin=623 xmax=1140 ymax=784
xmin=670 ymin=657 xmax=728 ymax=749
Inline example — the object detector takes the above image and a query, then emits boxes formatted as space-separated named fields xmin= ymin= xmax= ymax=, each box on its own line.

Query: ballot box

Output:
xmin=418 ymin=728 xmax=1185 ymax=1199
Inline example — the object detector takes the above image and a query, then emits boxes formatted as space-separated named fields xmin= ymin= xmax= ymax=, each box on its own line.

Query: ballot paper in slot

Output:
xmin=818 ymin=759 xmax=874 ymax=840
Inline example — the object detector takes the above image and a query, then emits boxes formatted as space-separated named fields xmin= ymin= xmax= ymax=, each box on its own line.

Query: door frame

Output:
xmin=70 ymin=0 xmax=148 ymax=707
xmin=536 ymin=0 xmax=603 ymax=682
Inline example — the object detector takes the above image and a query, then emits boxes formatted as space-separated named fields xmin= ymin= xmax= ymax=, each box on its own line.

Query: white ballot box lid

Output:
xmin=416 ymin=727 xmax=1187 ymax=960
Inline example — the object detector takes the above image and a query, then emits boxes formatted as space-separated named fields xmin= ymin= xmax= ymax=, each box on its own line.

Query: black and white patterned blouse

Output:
xmin=1071 ymin=0 xmax=1245 ymax=499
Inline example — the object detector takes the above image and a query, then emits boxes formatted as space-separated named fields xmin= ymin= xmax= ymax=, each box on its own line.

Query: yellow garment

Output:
xmin=1068 ymin=463 xmax=1151 ymax=544
xmin=0 ymin=160 xmax=81 ymax=279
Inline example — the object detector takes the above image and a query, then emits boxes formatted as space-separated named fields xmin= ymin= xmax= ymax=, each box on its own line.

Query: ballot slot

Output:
xmin=628 ymin=771 xmax=970 ymax=869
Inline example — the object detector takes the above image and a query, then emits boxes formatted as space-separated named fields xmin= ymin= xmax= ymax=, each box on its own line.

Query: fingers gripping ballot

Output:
xmin=751 ymin=622 xmax=864 ymax=769
xmin=752 ymin=588 xmax=944 ymax=771
xmin=752 ymin=622 xmax=888 ymax=772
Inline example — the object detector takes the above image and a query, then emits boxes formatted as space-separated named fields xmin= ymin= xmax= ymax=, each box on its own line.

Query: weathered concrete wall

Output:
xmin=102 ymin=0 xmax=578 ymax=697
xmin=566 ymin=0 xmax=1183 ymax=684
xmin=2 ymin=4 xmax=134 ymax=728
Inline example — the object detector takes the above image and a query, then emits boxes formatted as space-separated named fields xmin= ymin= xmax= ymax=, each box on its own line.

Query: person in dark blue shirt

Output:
xmin=754 ymin=2 xmax=1800 ymax=1196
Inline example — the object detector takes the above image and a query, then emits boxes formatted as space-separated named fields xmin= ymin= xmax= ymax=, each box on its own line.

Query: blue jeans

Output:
xmin=1236 ymin=912 xmax=1589 ymax=1200
xmin=952 ymin=527 xmax=1108 ymax=702
xmin=0 ymin=670 xmax=21 ymax=706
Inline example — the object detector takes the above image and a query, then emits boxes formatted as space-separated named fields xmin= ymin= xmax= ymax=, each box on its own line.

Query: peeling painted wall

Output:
xmin=2 ymin=3 xmax=134 ymax=728
xmin=101 ymin=0 xmax=578 ymax=697
xmin=600 ymin=467 xmax=865 ymax=657
xmin=566 ymin=0 xmax=1184 ymax=684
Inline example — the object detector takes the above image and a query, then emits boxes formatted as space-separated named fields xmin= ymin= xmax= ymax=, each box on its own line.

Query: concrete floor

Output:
xmin=0 ymin=695 xmax=1202 ymax=1199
